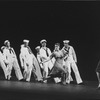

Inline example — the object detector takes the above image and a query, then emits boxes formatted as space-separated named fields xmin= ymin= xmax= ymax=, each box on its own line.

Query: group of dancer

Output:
xmin=0 ymin=39 xmax=84 ymax=85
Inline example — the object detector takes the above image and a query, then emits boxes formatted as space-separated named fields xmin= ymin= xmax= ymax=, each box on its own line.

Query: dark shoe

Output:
xmin=78 ymin=82 xmax=85 ymax=85
xmin=38 ymin=80 xmax=44 ymax=83
xmin=20 ymin=79 xmax=25 ymax=82
xmin=70 ymin=81 xmax=76 ymax=84
xmin=43 ymin=76 xmax=51 ymax=80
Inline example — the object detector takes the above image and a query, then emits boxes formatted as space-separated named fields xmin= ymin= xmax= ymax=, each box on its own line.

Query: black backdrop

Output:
xmin=0 ymin=1 xmax=99 ymax=81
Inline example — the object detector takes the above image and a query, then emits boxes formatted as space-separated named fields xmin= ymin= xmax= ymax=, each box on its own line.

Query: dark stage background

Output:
xmin=0 ymin=1 xmax=99 ymax=81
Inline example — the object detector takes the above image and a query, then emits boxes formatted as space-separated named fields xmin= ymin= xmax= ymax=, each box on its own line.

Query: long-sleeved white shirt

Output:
xmin=62 ymin=45 xmax=77 ymax=62
xmin=40 ymin=47 xmax=52 ymax=61
xmin=20 ymin=45 xmax=33 ymax=66
xmin=2 ymin=46 xmax=16 ymax=63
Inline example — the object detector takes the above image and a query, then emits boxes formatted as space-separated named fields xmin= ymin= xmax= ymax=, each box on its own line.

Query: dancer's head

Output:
xmin=63 ymin=40 xmax=69 ymax=47
xmin=4 ymin=40 xmax=10 ymax=47
xmin=54 ymin=43 xmax=60 ymax=51
xmin=23 ymin=39 xmax=29 ymax=46
xmin=40 ymin=39 xmax=47 ymax=47
xmin=35 ymin=46 xmax=40 ymax=53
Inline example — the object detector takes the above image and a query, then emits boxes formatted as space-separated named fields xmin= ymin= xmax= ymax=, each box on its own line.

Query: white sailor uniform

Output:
xmin=2 ymin=46 xmax=23 ymax=80
xmin=62 ymin=45 xmax=83 ymax=84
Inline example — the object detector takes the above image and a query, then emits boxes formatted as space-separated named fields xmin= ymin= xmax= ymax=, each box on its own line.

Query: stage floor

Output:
xmin=0 ymin=78 xmax=99 ymax=100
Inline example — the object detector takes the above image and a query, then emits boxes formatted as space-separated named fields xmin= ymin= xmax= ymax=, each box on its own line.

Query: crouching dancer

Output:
xmin=41 ymin=43 xmax=68 ymax=85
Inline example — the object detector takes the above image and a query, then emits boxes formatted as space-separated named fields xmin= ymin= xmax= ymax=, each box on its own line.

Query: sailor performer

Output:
xmin=1 ymin=40 xmax=23 ymax=80
xmin=0 ymin=50 xmax=8 ymax=79
xmin=19 ymin=40 xmax=43 ymax=82
xmin=39 ymin=39 xmax=54 ymax=83
xmin=62 ymin=40 xmax=83 ymax=84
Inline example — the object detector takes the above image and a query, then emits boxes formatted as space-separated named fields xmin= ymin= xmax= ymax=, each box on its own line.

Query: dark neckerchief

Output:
xmin=6 ymin=47 xmax=14 ymax=54
xmin=64 ymin=46 xmax=70 ymax=52
xmin=63 ymin=46 xmax=70 ymax=56
xmin=42 ymin=47 xmax=49 ymax=57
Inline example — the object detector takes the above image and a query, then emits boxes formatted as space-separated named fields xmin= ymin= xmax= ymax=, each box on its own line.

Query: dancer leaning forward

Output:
xmin=40 ymin=43 xmax=69 ymax=85
xmin=19 ymin=39 xmax=43 ymax=82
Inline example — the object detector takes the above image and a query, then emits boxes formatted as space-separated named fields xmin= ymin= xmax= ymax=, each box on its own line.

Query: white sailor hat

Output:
xmin=35 ymin=46 xmax=40 ymax=50
xmin=4 ymin=40 xmax=10 ymax=44
xmin=40 ymin=39 xmax=47 ymax=44
xmin=23 ymin=39 xmax=29 ymax=43
xmin=63 ymin=40 xmax=70 ymax=44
